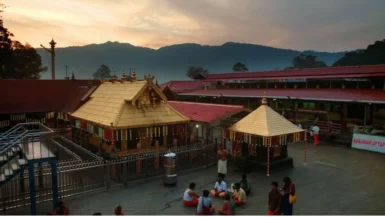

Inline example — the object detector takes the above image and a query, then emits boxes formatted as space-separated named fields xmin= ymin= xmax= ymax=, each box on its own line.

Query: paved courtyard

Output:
xmin=9 ymin=142 xmax=385 ymax=215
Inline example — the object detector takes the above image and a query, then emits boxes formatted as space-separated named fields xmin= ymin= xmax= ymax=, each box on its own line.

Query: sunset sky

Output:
xmin=2 ymin=0 xmax=385 ymax=52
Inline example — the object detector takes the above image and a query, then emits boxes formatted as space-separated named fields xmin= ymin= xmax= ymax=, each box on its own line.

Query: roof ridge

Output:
xmin=168 ymin=101 xmax=243 ymax=108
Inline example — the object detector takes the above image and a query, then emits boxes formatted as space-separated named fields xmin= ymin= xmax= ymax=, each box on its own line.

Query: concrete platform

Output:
xmin=7 ymin=141 xmax=385 ymax=215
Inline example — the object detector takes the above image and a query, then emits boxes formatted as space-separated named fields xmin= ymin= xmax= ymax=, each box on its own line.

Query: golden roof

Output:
xmin=70 ymin=76 xmax=189 ymax=129
xmin=229 ymin=97 xmax=304 ymax=137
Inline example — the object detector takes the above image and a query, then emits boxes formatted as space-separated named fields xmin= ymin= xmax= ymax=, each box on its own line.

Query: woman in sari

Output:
xmin=197 ymin=190 xmax=215 ymax=215
xmin=281 ymin=176 xmax=295 ymax=215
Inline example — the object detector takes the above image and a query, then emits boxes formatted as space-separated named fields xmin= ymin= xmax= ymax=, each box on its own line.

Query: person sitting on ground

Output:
xmin=218 ymin=194 xmax=235 ymax=215
xmin=183 ymin=182 xmax=200 ymax=207
xmin=52 ymin=201 xmax=70 ymax=215
xmin=114 ymin=205 xmax=124 ymax=215
xmin=231 ymin=183 xmax=246 ymax=206
xmin=240 ymin=174 xmax=251 ymax=195
xmin=197 ymin=190 xmax=215 ymax=215
xmin=211 ymin=176 xmax=227 ymax=198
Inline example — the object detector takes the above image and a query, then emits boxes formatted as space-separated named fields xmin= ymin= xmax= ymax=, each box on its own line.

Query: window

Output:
xmin=303 ymin=102 xmax=316 ymax=110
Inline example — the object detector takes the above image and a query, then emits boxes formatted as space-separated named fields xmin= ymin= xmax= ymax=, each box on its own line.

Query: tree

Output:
xmin=285 ymin=54 xmax=327 ymax=69
xmin=333 ymin=39 xmax=385 ymax=67
xmin=10 ymin=41 xmax=47 ymax=79
xmin=0 ymin=3 xmax=13 ymax=78
xmin=186 ymin=65 xmax=209 ymax=80
xmin=232 ymin=62 xmax=248 ymax=72
xmin=93 ymin=64 xmax=112 ymax=80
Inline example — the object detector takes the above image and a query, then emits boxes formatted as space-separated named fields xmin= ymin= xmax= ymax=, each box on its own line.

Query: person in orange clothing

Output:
xmin=311 ymin=125 xmax=320 ymax=146
xmin=52 ymin=201 xmax=70 ymax=215
xmin=268 ymin=181 xmax=282 ymax=215
xmin=183 ymin=182 xmax=200 ymax=206
xmin=218 ymin=194 xmax=235 ymax=215
xmin=114 ymin=205 xmax=124 ymax=215
xmin=231 ymin=183 xmax=246 ymax=206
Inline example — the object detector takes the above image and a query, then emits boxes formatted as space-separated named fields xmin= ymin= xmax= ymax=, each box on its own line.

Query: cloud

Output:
xmin=2 ymin=0 xmax=385 ymax=51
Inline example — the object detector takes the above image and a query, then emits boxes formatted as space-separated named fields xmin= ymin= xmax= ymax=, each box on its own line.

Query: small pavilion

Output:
xmin=226 ymin=96 xmax=305 ymax=175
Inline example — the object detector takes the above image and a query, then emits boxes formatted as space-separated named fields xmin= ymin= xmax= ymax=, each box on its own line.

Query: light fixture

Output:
xmin=196 ymin=124 xmax=199 ymax=128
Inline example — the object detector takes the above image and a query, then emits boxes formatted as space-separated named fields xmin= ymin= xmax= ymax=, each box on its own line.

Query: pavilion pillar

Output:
xmin=340 ymin=103 xmax=348 ymax=130
xmin=371 ymin=104 xmax=376 ymax=125
xmin=266 ymin=136 xmax=271 ymax=177
xmin=121 ymin=129 xmax=127 ymax=151
xmin=294 ymin=101 xmax=298 ymax=122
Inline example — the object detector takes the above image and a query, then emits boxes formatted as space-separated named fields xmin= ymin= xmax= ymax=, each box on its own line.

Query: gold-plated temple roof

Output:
xmin=229 ymin=97 xmax=304 ymax=137
xmin=70 ymin=78 xmax=189 ymax=128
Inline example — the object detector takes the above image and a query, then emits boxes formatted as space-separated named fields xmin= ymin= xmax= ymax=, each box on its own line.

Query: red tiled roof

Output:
xmin=0 ymin=80 xmax=101 ymax=114
xmin=203 ymin=64 xmax=385 ymax=81
xmin=168 ymin=101 xmax=245 ymax=123
xmin=160 ymin=80 xmax=205 ymax=93
xmin=178 ymin=88 xmax=385 ymax=104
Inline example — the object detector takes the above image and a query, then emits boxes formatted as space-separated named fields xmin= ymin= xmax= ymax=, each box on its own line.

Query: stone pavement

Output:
xmin=8 ymin=141 xmax=385 ymax=215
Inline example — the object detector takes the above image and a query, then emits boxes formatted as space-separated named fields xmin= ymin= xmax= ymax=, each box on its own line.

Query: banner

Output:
xmin=352 ymin=133 xmax=385 ymax=154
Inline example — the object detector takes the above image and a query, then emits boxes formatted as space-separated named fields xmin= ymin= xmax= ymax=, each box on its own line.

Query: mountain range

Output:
xmin=36 ymin=41 xmax=346 ymax=83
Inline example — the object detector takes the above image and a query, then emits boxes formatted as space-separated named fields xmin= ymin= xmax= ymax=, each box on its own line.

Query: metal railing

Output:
xmin=0 ymin=141 xmax=217 ymax=213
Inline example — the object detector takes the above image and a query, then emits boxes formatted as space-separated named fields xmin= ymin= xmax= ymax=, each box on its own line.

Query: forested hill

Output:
xmin=37 ymin=41 xmax=345 ymax=83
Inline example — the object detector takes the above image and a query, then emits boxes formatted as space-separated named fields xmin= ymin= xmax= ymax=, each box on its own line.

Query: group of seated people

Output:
xmin=183 ymin=174 xmax=251 ymax=215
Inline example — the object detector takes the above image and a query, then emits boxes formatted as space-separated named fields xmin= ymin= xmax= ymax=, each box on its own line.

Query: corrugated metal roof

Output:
xmin=179 ymin=88 xmax=385 ymax=104
xmin=0 ymin=80 xmax=101 ymax=114
xmin=159 ymin=80 xmax=205 ymax=93
xmin=229 ymin=100 xmax=304 ymax=137
xmin=203 ymin=64 xmax=385 ymax=80
xmin=168 ymin=101 xmax=245 ymax=123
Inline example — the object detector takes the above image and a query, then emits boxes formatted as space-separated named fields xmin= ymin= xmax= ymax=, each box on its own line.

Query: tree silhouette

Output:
xmin=10 ymin=41 xmax=47 ymax=79
xmin=232 ymin=62 xmax=248 ymax=72
xmin=93 ymin=64 xmax=112 ymax=80
xmin=186 ymin=65 xmax=209 ymax=80
xmin=285 ymin=54 xmax=327 ymax=69
xmin=0 ymin=4 xmax=14 ymax=78
xmin=333 ymin=39 xmax=385 ymax=66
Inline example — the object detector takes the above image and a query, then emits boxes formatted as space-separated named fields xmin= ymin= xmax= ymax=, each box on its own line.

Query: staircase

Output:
xmin=0 ymin=123 xmax=53 ymax=187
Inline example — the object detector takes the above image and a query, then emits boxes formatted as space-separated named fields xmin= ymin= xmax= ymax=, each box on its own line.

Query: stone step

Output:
xmin=0 ymin=174 xmax=5 ymax=182
xmin=11 ymin=163 xmax=19 ymax=171
xmin=7 ymin=151 xmax=13 ymax=157
xmin=18 ymin=159 xmax=27 ymax=166
xmin=12 ymin=146 xmax=20 ymax=153
xmin=4 ymin=168 xmax=13 ymax=176
xmin=0 ymin=155 xmax=7 ymax=162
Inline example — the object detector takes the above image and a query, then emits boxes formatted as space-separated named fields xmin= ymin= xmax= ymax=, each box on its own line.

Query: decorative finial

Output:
xmin=121 ymin=71 xmax=127 ymax=82
xmin=71 ymin=72 xmax=76 ymax=80
xmin=261 ymin=92 xmax=267 ymax=105
xmin=112 ymin=72 xmax=117 ymax=83
xmin=131 ymin=69 xmax=137 ymax=82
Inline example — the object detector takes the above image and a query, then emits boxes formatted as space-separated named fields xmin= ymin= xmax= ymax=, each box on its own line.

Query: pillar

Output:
xmin=121 ymin=129 xmax=127 ymax=150
xmin=51 ymin=159 xmax=59 ymax=211
xmin=340 ymin=103 xmax=348 ymax=130
xmin=294 ymin=101 xmax=298 ymax=122
xmin=28 ymin=162 xmax=36 ymax=215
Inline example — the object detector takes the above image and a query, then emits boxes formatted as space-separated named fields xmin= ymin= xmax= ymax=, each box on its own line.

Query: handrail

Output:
xmin=0 ymin=125 xmax=25 ymax=140
xmin=0 ymin=131 xmax=55 ymax=155
xmin=57 ymin=137 xmax=103 ymax=161
xmin=49 ymin=139 xmax=82 ymax=161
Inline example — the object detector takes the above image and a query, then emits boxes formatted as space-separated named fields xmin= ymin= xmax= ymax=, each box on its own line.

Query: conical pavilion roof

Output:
xmin=229 ymin=97 xmax=304 ymax=137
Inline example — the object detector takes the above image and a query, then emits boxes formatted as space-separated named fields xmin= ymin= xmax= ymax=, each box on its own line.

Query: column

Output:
xmin=294 ymin=101 xmax=298 ymax=122
xmin=121 ymin=129 xmax=127 ymax=151
xmin=51 ymin=159 xmax=59 ymax=211
xmin=28 ymin=162 xmax=37 ymax=215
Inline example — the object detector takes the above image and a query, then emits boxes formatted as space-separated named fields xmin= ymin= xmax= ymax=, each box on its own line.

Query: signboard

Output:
xmin=352 ymin=133 xmax=385 ymax=154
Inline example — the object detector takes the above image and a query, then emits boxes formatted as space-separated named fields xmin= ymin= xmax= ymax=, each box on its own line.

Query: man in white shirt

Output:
xmin=312 ymin=125 xmax=320 ymax=146
xmin=211 ymin=176 xmax=227 ymax=198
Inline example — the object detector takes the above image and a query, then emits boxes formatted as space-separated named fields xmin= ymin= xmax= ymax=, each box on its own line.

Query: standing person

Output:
xmin=268 ymin=181 xmax=282 ymax=215
xmin=52 ymin=201 xmax=70 ymax=215
xmin=218 ymin=194 xmax=235 ymax=215
xmin=197 ymin=190 xmax=215 ymax=215
xmin=281 ymin=177 xmax=296 ymax=215
xmin=183 ymin=182 xmax=199 ymax=206
xmin=217 ymin=144 xmax=228 ymax=178
xmin=211 ymin=176 xmax=227 ymax=198
xmin=297 ymin=123 xmax=302 ymax=129
xmin=312 ymin=125 xmax=320 ymax=146
xmin=231 ymin=183 xmax=246 ymax=206
xmin=114 ymin=205 xmax=124 ymax=215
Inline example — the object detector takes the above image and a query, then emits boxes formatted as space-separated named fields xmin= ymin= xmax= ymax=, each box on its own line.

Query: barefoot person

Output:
xmin=217 ymin=144 xmax=228 ymax=178
xmin=211 ymin=176 xmax=227 ymax=198
xmin=183 ymin=182 xmax=199 ymax=207
xmin=268 ymin=181 xmax=282 ymax=215
xmin=114 ymin=205 xmax=124 ymax=216
xmin=52 ymin=201 xmax=70 ymax=215
xmin=197 ymin=190 xmax=215 ymax=215
xmin=240 ymin=174 xmax=251 ymax=195
xmin=231 ymin=183 xmax=246 ymax=206
xmin=218 ymin=194 xmax=235 ymax=215
xmin=281 ymin=177 xmax=296 ymax=215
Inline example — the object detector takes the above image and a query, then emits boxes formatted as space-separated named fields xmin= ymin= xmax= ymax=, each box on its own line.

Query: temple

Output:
xmin=69 ymin=71 xmax=190 ymax=156
xmin=226 ymin=96 xmax=305 ymax=174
